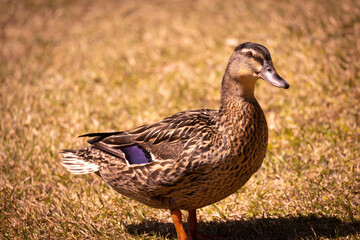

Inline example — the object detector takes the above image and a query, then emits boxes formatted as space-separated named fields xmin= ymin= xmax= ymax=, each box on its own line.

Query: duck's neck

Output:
xmin=217 ymin=74 xmax=267 ymax=149
xmin=219 ymin=74 xmax=256 ymax=113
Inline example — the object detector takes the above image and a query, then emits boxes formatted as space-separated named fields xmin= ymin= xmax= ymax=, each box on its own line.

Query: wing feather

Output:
xmin=81 ymin=109 xmax=218 ymax=163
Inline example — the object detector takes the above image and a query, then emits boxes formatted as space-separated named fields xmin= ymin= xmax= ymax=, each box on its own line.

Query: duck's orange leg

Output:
xmin=187 ymin=209 xmax=198 ymax=238
xmin=188 ymin=209 xmax=209 ymax=240
xmin=171 ymin=209 xmax=188 ymax=240
xmin=187 ymin=209 xmax=224 ymax=240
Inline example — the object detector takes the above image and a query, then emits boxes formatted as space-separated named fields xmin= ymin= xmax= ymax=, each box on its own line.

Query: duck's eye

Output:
xmin=246 ymin=51 xmax=253 ymax=57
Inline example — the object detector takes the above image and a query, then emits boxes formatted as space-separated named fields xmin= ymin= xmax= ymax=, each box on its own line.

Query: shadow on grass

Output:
xmin=126 ymin=214 xmax=360 ymax=239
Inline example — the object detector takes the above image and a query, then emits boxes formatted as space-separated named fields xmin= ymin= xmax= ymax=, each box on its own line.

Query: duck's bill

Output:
xmin=260 ymin=65 xmax=289 ymax=89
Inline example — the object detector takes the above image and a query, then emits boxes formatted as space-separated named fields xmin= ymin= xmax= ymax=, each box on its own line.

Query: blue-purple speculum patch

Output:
xmin=120 ymin=144 xmax=151 ymax=164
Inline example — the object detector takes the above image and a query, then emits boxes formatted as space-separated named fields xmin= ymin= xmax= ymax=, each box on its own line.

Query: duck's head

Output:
xmin=225 ymin=42 xmax=289 ymax=90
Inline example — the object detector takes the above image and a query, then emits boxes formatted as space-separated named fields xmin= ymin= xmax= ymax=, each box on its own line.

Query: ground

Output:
xmin=0 ymin=0 xmax=359 ymax=239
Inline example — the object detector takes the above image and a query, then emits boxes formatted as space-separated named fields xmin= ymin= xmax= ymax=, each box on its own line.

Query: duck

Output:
xmin=60 ymin=42 xmax=289 ymax=240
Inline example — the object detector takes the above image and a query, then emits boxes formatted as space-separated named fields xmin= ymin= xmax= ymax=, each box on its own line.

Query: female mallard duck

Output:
xmin=61 ymin=42 xmax=289 ymax=240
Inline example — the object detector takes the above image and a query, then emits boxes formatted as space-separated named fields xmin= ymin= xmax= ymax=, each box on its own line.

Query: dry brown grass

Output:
xmin=0 ymin=0 xmax=359 ymax=239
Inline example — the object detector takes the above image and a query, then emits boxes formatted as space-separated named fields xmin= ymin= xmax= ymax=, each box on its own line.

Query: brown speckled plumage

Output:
xmin=60 ymin=42 xmax=289 ymax=240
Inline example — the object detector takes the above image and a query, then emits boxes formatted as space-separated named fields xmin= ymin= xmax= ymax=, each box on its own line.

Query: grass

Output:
xmin=0 ymin=0 xmax=359 ymax=239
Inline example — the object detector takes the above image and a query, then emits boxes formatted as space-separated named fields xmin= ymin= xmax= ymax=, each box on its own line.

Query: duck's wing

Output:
xmin=81 ymin=109 xmax=218 ymax=165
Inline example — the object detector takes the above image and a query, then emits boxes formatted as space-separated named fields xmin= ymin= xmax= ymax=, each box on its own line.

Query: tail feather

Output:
xmin=60 ymin=149 xmax=99 ymax=174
